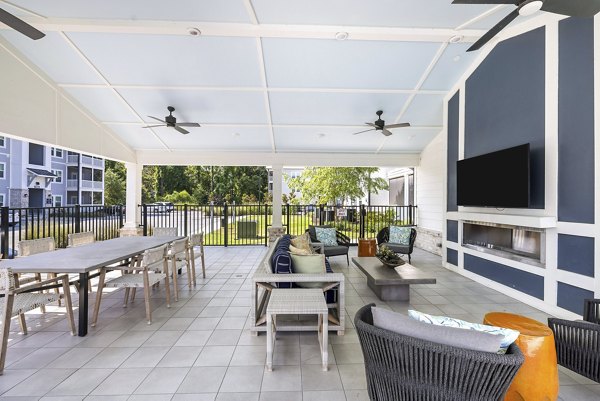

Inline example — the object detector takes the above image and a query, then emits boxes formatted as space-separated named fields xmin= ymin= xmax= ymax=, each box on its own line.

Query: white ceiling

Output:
xmin=0 ymin=0 xmax=545 ymax=157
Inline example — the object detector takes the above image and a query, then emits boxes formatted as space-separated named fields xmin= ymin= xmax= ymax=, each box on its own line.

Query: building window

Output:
xmin=0 ymin=162 xmax=5 ymax=179
xmin=51 ymin=147 xmax=63 ymax=158
xmin=0 ymin=194 xmax=5 ymax=206
xmin=53 ymin=195 xmax=62 ymax=207
xmin=52 ymin=170 xmax=62 ymax=183
xmin=0 ymin=137 xmax=5 ymax=148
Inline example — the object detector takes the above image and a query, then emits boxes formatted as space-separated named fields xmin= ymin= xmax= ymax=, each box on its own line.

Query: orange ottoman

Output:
xmin=358 ymin=238 xmax=377 ymax=257
xmin=484 ymin=312 xmax=558 ymax=401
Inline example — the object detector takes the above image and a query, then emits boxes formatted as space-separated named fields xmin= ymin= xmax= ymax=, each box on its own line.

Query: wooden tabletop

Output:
xmin=351 ymin=257 xmax=436 ymax=286
xmin=3 ymin=236 xmax=183 ymax=274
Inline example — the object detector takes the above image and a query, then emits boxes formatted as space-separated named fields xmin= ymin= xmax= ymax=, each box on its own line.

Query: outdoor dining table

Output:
xmin=3 ymin=235 xmax=183 ymax=336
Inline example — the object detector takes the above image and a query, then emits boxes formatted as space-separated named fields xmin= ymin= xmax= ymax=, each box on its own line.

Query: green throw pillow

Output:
xmin=290 ymin=253 xmax=326 ymax=288
xmin=315 ymin=227 xmax=338 ymax=246
xmin=389 ymin=226 xmax=411 ymax=245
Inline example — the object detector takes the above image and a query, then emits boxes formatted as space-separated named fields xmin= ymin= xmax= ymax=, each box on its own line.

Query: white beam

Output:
xmin=124 ymin=162 xmax=142 ymax=228
xmin=136 ymin=150 xmax=420 ymax=168
xmin=2 ymin=18 xmax=487 ymax=43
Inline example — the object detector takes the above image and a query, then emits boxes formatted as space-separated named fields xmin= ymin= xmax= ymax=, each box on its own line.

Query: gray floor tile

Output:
xmin=4 ymin=369 xmax=75 ymax=397
xmin=90 ymin=368 xmax=152 ymax=395
xmin=301 ymin=365 xmax=343 ymax=391
xmin=261 ymin=365 xmax=301 ymax=392
xmin=177 ymin=367 xmax=227 ymax=393
xmin=194 ymin=346 xmax=235 ymax=367
xmin=134 ymin=367 xmax=190 ymax=394
xmin=219 ymin=366 xmax=264 ymax=393
xmin=158 ymin=347 xmax=202 ymax=367
xmin=46 ymin=368 xmax=114 ymax=396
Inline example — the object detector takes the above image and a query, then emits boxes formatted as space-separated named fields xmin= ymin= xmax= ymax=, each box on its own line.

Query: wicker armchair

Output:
xmin=306 ymin=225 xmax=351 ymax=265
xmin=67 ymin=231 xmax=95 ymax=247
xmin=16 ymin=238 xmax=60 ymax=306
xmin=355 ymin=304 xmax=524 ymax=401
xmin=377 ymin=227 xmax=417 ymax=263
xmin=188 ymin=232 xmax=205 ymax=280
xmin=548 ymin=299 xmax=600 ymax=383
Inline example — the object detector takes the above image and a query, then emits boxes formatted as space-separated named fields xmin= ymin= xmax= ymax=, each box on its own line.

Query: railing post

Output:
xmin=118 ymin=205 xmax=124 ymax=228
xmin=75 ymin=204 xmax=81 ymax=234
xmin=223 ymin=202 xmax=228 ymax=247
xmin=319 ymin=204 xmax=324 ymax=225
xmin=142 ymin=204 xmax=148 ymax=236
xmin=359 ymin=204 xmax=366 ymax=239
xmin=0 ymin=207 xmax=8 ymax=259
xmin=264 ymin=204 xmax=268 ymax=247
xmin=183 ymin=204 xmax=188 ymax=237
xmin=286 ymin=204 xmax=290 ymax=233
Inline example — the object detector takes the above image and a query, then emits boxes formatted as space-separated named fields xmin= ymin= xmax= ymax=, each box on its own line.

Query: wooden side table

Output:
xmin=358 ymin=238 xmax=377 ymax=257
xmin=266 ymin=288 xmax=328 ymax=372
xmin=483 ymin=312 xmax=558 ymax=401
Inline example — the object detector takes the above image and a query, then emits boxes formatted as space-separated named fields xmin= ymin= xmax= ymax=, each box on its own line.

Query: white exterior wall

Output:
xmin=416 ymin=131 xmax=445 ymax=232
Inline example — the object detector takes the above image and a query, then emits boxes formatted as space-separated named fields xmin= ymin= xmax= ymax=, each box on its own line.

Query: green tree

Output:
xmin=103 ymin=169 xmax=125 ymax=205
xmin=287 ymin=167 xmax=387 ymax=205
xmin=163 ymin=190 xmax=194 ymax=204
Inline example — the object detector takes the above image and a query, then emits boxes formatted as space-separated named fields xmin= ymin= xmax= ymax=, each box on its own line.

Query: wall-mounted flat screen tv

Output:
xmin=457 ymin=143 xmax=530 ymax=208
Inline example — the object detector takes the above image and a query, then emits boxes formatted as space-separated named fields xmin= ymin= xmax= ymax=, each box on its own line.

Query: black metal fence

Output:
xmin=0 ymin=205 xmax=124 ymax=258
xmin=140 ymin=203 xmax=416 ymax=247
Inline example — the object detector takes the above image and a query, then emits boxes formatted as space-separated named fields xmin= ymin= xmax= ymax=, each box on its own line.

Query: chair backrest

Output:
xmin=153 ymin=227 xmax=178 ymax=236
xmin=189 ymin=232 xmax=203 ymax=247
xmin=377 ymin=227 xmax=417 ymax=247
xmin=67 ymin=231 xmax=95 ymax=247
xmin=170 ymin=238 xmax=188 ymax=257
xmin=584 ymin=299 xmax=600 ymax=324
xmin=307 ymin=225 xmax=333 ymax=243
xmin=142 ymin=244 xmax=168 ymax=273
xmin=18 ymin=237 xmax=55 ymax=256
xmin=0 ymin=268 xmax=15 ymax=294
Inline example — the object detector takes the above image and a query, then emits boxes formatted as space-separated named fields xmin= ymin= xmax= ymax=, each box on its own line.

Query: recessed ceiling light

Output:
xmin=453 ymin=55 xmax=461 ymax=62
xmin=519 ymin=0 xmax=543 ymax=16
xmin=187 ymin=27 xmax=201 ymax=36
xmin=335 ymin=32 xmax=349 ymax=41
xmin=317 ymin=133 xmax=326 ymax=138
xmin=233 ymin=132 xmax=240 ymax=137
xmin=449 ymin=35 xmax=463 ymax=44
xmin=408 ymin=135 xmax=416 ymax=140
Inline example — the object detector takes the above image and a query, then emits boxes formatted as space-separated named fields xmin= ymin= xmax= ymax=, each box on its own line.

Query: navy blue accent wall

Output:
xmin=558 ymin=18 xmax=595 ymax=223
xmin=557 ymin=282 xmax=594 ymax=315
xmin=447 ymin=91 xmax=459 ymax=212
xmin=464 ymin=28 xmax=546 ymax=209
xmin=558 ymin=234 xmax=595 ymax=277
xmin=464 ymin=254 xmax=544 ymax=299
xmin=447 ymin=220 xmax=458 ymax=243
xmin=447 ymin=248 xmax=458 ymax=266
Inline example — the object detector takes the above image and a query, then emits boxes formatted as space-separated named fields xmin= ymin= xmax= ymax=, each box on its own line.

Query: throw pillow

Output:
xmin=389 ymin=226 xmax=411 ymax=245
xmin=290 ymin=253 xmax=326 ymax=288
xmin=408 ymin=310 xmax=520 ymax=354
xmin=372 ymin=307 xmax=503 ymax=353
xmin=315 ymin=227 xmax=338 ymax=246
xmin=291 ymin=232 xmax=312 ymax=253
xmin=289 ymin=244 xmax=312 ymax=255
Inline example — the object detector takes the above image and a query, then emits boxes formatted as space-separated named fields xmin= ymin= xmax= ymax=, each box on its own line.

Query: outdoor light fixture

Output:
xmin=519 ymin=0 xmax=543 ymax=16
xmin=335 ymin=32 xmax=349 ymax=41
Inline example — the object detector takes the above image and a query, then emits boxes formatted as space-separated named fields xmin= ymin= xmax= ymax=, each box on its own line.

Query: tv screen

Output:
xmin=457 ymin=144 xmax=530 ymax=208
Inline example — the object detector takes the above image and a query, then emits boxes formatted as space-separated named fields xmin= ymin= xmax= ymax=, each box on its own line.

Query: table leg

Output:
xmin=319 ymin=313 xmax=328 ymax=371
xmin=266 ymin=312 xmax=273 ymax=372
xmin=78 ymin=272 xmax=89 ymax=337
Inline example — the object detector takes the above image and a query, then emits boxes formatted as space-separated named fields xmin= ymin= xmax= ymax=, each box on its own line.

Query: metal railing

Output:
xmin=0 ymin=205 xmax=124 ymax=258
xmin=139 ymin=203 xmax=416 ymax=247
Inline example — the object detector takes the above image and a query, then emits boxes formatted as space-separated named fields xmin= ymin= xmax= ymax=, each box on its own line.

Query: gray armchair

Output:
xmin=377 ymin=227 xmax=417 ymax=263
xmin=306 ymin=225 xmax=350 ymax=266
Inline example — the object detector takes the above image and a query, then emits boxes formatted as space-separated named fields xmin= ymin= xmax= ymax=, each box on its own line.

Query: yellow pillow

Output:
xmin=289 ymin=244 xmax=312 ymax=255
xmin=291 ymin=232 xmax=312 ymax=252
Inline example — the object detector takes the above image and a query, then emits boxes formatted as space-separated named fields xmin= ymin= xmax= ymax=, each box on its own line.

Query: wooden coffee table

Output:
xmin=351 ymin=257 xmax=436 ymax=301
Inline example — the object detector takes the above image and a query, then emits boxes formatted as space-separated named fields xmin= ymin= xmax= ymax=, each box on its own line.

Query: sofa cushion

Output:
xmin=291 ymin=253 xmax=327 ymax=288
xmin=408 ymin=310 xmax=520 ymax=354
xmin=389 ymin=226 xmax=411 ymax=245
xmin=372 ymin=307 xmax=503 ymax=353
xmin=289 ymin=244 xmax=312 ymax=255
xmin=315 ymin=227 xmax=338 ymax=246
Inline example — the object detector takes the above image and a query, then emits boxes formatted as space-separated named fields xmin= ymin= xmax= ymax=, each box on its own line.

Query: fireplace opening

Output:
xmin=462 ymin=221 xmax=544 ymax=267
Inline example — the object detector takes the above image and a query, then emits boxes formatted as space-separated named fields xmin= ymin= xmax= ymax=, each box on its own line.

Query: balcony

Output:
xmin=67 ymin=154 xmax=78 ymax=164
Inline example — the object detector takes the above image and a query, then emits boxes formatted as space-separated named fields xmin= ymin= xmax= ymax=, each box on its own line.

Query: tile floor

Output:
xmin=1 ymin=246 xmax=598 ymax=401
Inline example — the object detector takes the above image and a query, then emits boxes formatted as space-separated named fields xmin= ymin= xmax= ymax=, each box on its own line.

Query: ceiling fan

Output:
xmin=0 ymin=7 xmax=45 ymax=40
xmin=352 ymin=110 xmax=410 ymax=137
xmin=143 ymin=106 xmax=201 ymax=135
xmin=453 ymin=0 xmax=600 ymax=52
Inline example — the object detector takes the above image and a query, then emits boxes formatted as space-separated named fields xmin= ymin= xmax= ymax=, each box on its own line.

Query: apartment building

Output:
xmin=0 ymin=136 xmax=104 ymax=208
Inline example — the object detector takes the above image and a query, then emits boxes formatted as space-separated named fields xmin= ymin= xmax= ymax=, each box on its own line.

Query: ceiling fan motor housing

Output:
xmin=165 ymin=115 xmax=176 ymax=126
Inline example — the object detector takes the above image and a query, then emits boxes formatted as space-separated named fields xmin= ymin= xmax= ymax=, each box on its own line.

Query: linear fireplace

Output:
xmin=462 ymin=221 xmax=545 ymax=267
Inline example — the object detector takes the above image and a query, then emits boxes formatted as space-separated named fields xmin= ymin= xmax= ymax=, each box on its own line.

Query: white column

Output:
xmin=124 ymin=162 xmax=142 ymax=229
xmin=271 ymin=164 xmax=283 ymax=227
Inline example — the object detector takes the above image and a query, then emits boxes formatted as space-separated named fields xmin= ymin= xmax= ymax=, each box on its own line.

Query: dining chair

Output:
xmin=168 ymin=237 xmax=190 ymax=298
xmin=16 ymin=238 xmax=59 ymax=307
xmin=0 ymin=267 xmax=76 ymax=374
xmin=153 ymin=227 xmax=178 ymax=236
xmin=188 ymin=232 xmax=205 ymax=280
xmin=67 ymin=231 xmax=95 ymax=247
xmin=92 ymin=244 xmax=171 ymax=326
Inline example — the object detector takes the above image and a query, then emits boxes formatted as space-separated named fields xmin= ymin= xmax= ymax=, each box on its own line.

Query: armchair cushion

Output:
xmin=315 ymin=227 xmax=338 ymax=246
xmin=372 ymin=307 xmax=503 ymax=353
xmin=389 ymin=226 xmax=411 ymax=245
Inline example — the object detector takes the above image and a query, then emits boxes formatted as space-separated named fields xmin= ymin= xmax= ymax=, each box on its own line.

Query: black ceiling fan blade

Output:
xmin=352 ymin=128 xmax=376 ymax=135
xmin=0 ymin=8 xmax=45 ymax=40
xmin=541 ymin=0 xmax=600 ymax=17
xmin=174 ymin=126 xmax=190 ymax=135
xmin=176 ymin=122 xmax=201 ymax=127
xmin=467 ymin=8 xmax=520 ymax=51
xmin=385 ymin=123 xmax=411 ymax=129
xmin=148 ymin=116 xmax=166 ymax=123
xmin=142 ymin=124 xmax=164 ymax=129
xmin=382 ymin=129 xmax=393 ymax=137
xmin=452 ymin=0 xmax=517 ymax=4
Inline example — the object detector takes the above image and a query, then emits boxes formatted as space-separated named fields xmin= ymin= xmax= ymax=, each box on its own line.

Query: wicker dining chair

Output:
xmin=355 ymin=304 xmax=524 ymax=401
xmin=167 ymin=237 xmax=191 ymax=300
xmin=153 ymin=227 xmax=178 ymax=236
xmin=67 ymin=231 xmax=95 ymax=247
xmin=92 ymin=244 xmax=171 ymax=326
xmin=16 ymin=238 xmax=59 ymax=307
xmin=0 ymin=267 xmax=76 ymax=374
xmin=188 ymin=232 xmax=205 ymax=280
